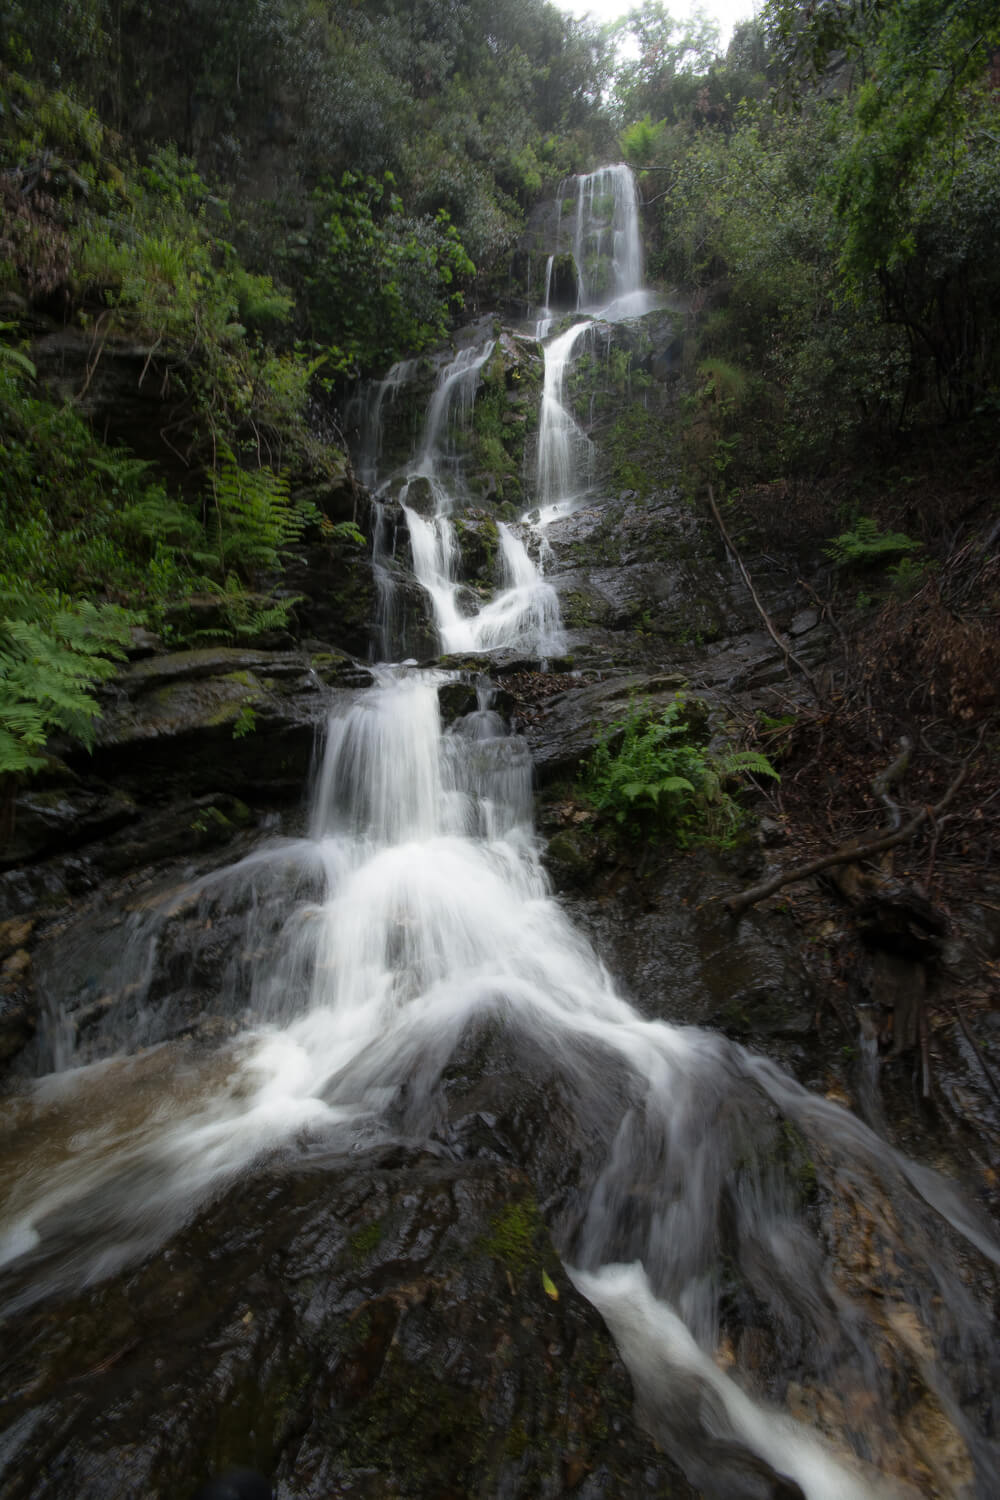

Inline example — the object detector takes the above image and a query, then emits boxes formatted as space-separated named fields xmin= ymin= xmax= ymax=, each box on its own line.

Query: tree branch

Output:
xmin=706 ymin=483 xmax=821 ymax=699
xmin=724 ymin=763 xmax=969 ymax=917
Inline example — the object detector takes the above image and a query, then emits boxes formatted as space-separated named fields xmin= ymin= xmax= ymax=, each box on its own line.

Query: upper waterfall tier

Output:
xmin=541 ymin=162 xmax=661 ymax=323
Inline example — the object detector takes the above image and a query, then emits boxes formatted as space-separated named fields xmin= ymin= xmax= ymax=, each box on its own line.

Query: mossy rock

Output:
xmin=0 ymin=1150 xmax=698 ymax=1499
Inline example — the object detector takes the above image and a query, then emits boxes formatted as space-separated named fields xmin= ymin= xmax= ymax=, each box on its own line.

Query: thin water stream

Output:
xmin=1 ymin=168 xmax=998 ymax=1498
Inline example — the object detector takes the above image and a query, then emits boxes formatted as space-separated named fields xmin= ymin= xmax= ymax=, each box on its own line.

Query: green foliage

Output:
xmin=607 ymin=403 xmax=665 ymax=497
xmin=763 ymin=0 xmax=1000 ymax=419
xmin=824 ymin=517 xmax=923 ymax=567
xmin=230 ymin=703 xmax=257 ymax=741
xmin=654 ymin=100 xmax=917 ymax=478
xmin=0 ymin=585 xmax=133 ymax=774
xmin=0 ymin=351 xmax=199 ymax=602
xmin=209 ymin=445 xmax=315 ymax=582
xmin=304 ymin=173 xmax=475 ymax=378
xmin=620 ymin=115 xmax=669 ymax=167
xmin=606 ymin=1 xmax=722 ymax=125
xmin=0 ymin=324 xmax=36 ymax=381
xmin=583 ymin=695 xmax=778 ymax=847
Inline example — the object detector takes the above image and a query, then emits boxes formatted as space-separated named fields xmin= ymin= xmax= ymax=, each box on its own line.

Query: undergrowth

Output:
xmin=583 ymin=694 xmax=778 ymax=847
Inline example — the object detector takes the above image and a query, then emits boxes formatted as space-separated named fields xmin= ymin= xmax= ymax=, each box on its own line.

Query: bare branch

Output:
xmin=705 ymin=484 xmax=822 ymax=699
xmin=724 ymin=763 xmax=969 ymax=917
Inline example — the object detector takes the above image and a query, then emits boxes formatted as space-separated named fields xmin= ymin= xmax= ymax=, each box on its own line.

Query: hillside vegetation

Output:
xmin=2 ymin=0 xmax=998 ymax=800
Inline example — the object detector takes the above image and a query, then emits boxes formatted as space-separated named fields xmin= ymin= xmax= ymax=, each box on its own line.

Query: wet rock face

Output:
xmin=75 ymin=647 xmax=358 ymax=804
xmin=0 ymin=1149 xmax=698 ymax=1500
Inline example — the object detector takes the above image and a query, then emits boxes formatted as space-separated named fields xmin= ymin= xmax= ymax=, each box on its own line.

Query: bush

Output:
xmin=583 ymin=695 xmax=778 ymax=847
xmin=0 ymin=584 xmax=133 ymax=776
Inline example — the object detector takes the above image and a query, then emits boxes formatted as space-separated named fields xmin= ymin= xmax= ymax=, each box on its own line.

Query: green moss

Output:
xmin=480 ymin=1198 xmax=543 ymax=1273
xmin=350 ymin=1220 xmax=384 ymax=1261
xmin=505 ymin=1421 xmax=530 ymax=1459
xmin=781 ymin=1120 xmax=819 ymax=1205
xmin=334 ymin=1343 xmax=488 ymax=1480
xmin=190 ymin=805 xmax=232 ymax=835
xmin=559 ymin=590 xmax=591 ymax=629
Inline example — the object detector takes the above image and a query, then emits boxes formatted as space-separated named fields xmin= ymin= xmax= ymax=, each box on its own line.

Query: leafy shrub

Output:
xmin=824 ymin=517 xmax=922 ymax=567
xmin=304 ymin=172 xmax=475 ymax=377
xmin=208 ymin=445 xmax=318 ymax=583
xmin=583 ymin=695 xmax=778 ymax=847
xmin=0 ymin=584 xmax=133 ymax=776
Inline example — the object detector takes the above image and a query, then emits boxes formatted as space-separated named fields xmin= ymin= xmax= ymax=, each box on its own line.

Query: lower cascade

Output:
xmin=1 ymin=167 xmax=998 ymax=1500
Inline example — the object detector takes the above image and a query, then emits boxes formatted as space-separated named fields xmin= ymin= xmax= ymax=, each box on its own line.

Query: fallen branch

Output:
xmin=871 ymin=735 xmax=912 ymax=829
xmin=951 ymin=996 xmax=1000 ymax=1104
xmin=724 ymin=763 xmax=969 ymax=917
xmin=705 ymin=484 xmax=821 ymax=699
xmin=76 ymin=309 xmax=110 ymax=403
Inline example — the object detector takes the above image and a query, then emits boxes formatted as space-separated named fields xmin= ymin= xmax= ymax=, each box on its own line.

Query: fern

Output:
xmin=713 ymin=750 xmax=782 ymax=782
xmin=824 ymin=516 xmax=922 ymax=566
xmin=209 ymin=444 xmax=314 ymax=582
xmin=0 ymin=324 xmax=37 ymax=382
xmin=583 ymin=695 xmax=779 ymax=848
xmin=0 ymin=587 xmax=134 ymax=775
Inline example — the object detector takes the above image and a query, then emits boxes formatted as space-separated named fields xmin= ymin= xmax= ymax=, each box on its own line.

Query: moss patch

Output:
xmin=480 ymin=1197 xmax=543 ymax=1273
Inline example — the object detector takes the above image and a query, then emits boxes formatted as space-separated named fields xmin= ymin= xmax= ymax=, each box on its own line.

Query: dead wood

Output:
xmin=705 ymin=483 xmax=821 ymax=699
xmin=724 ymin=763 xmax=969 ymax=917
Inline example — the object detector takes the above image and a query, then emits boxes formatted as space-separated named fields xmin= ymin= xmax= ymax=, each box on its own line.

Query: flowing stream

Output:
xmin=2 ymin=167 xmax=998 ymax=1498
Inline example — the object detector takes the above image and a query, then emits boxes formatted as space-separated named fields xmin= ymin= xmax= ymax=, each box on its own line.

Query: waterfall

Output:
xmin=573 ymin=163 xmax=644 ymax=309
xmin=347 ymin=355 xmax=419 ymax=491
xmin=2 ymin=166 xmax=999 ymax=1500
xmin=369 ymin=338 xmax=566 ymax=661
xmin=534 ymin=318 xmax=596 ymax=522
xmin=6 ymin=663 xmax=998 ymax=1494
xmin=527 ymin=163 xmax=662 ymax=525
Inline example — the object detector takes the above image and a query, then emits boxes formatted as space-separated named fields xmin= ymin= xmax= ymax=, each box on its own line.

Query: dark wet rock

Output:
xmin=95 ymin=792 xmax=254 ymax=874
xmin=558 ymin=847 xmax=814 ymax=1045
xmin=194 ymin=1470 xmax=272 ymax=1500
xmin=398 ymin=473 xmax=436 ymax=515
xmin=408 ymin=1015 xmax=642 ymax=1241
xmin=32 ymin=330 xmax=191 ymax=485
xmin=545 ymin=251 xmax=580 ymax=310
xmin=126 ymin=625 xmax=164 ymax=658
xmin=304 ymin=649 xmax=374 ymax=688
xmin=452 ymin=509 xmax=500 ymax=583
xmin=788 ymin=608 xmax=820 ymax=637
xmin=544 ymin=826 xmax=600 ymax=886
xmin=853 ymin=878 xmax=948 ymax=961
xmin=1 ymin=782 xmax=139 ymax=870
xmin=14 ymin=834 xmax=322 ymax=1070
xmin=3 ymin=650 xmax=371 ymax=898
xmin=276 ymin=540 xmax=376 ymax=659
xmin=0 ymin=1149 xmax=698 ymax=1500
xmin=377 ymin=565 xmax=439 ymax=661
xmin=540 ymin=489 xmax=818 ymax=688
xmin=0 ymin=989 xmax=35 ymax=1064
xmin=0 ymin=919 xmax=37 ymax=1060
xmin=437 ymin=679 xmax=480 ymax=722
xmin=76 ymin=647 xmax=331 ymax=802
xmin=158 ymin=594 xmax=295 ymax=651
xmin=757 ymin=817 xmax=788 ymax=847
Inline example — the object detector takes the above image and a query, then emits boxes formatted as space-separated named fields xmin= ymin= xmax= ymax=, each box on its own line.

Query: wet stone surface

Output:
xmin=0 ymin=1149 xmax=698 ymax=1500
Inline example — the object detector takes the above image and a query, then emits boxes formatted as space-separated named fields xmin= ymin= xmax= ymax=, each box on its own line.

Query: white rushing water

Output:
xmin=364 ymin=337 xmax=565 ymax=660
xmin=2 ymin=167 xmax=998 ymax=1498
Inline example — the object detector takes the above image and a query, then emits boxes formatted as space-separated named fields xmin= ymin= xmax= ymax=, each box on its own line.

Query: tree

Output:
xmin=607 ymin=2 xmax=722 ymax=124
xmin=765 ymin=0 xmax=1000 ymax=415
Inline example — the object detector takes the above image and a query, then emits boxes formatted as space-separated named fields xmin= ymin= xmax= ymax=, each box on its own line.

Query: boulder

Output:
xmin=0 ymin=1147 xmax=698 ymax=1500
